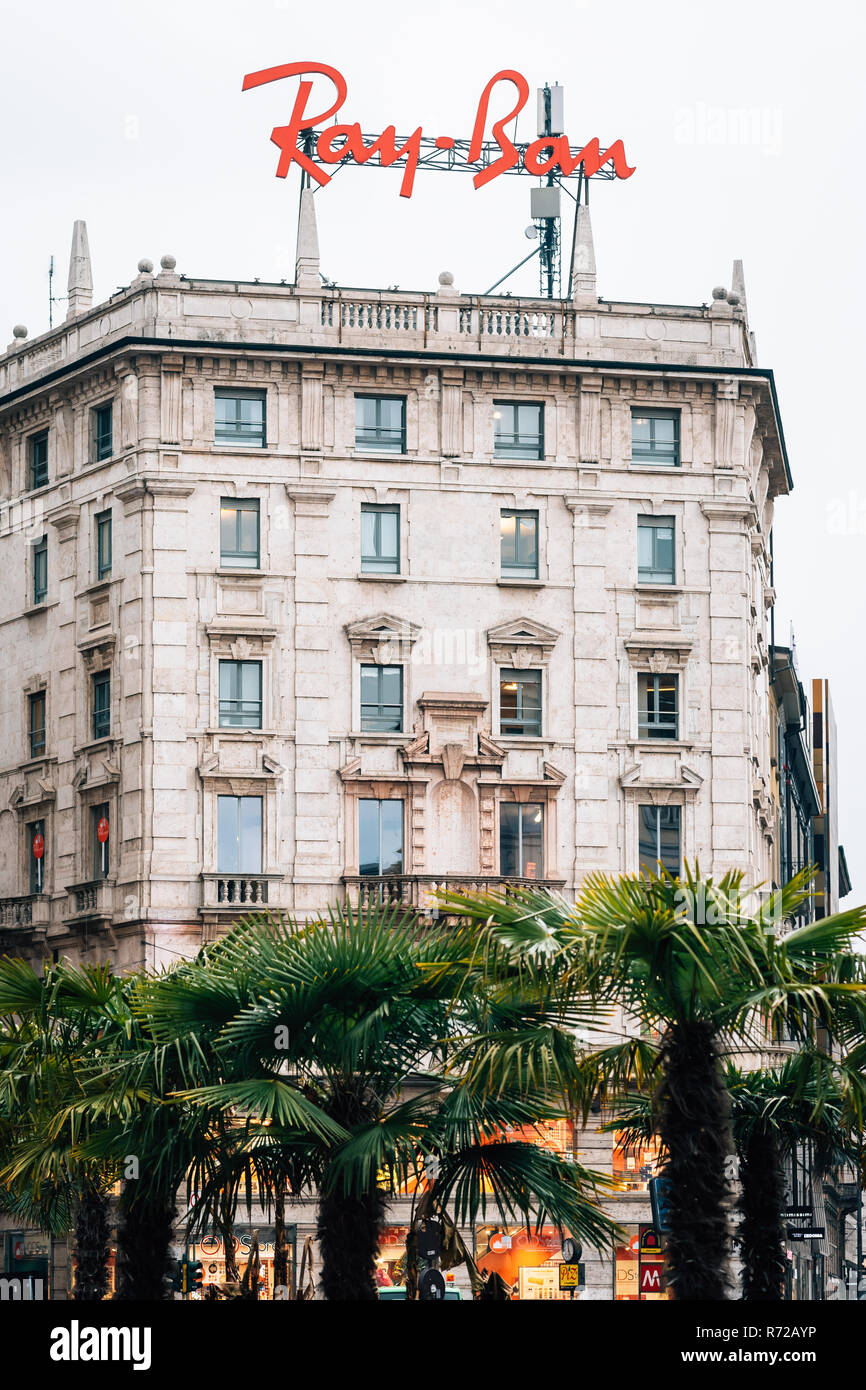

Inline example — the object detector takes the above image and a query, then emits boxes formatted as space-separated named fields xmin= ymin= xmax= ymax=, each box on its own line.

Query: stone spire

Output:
xmin=571 ymin=202 xmax=597 ymax=304
xmin=295 ymin=188 xmax=321 ymax=290
xmin=731 ymin=259 xmax=748 ymax=318
xmin=66 ymin=220 xmax=93 ymax=319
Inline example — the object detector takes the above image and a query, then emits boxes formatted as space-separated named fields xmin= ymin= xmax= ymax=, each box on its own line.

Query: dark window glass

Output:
xmin=499 ymin=668 xmax=542 ymax=737
xmin=500 ymin=510 xmax=539 ymax=578
xmin=214 ymin=390 xmax=266 ymax=448
xmin=92 ymin=672 xmax=111 ymax=740
xmin=638 ymin=673 xmax=679 ymax=740
xmin=360 ymin=665 xmax=403 ymax=733
xmin=638 ymin=804 xmax=681 ymax=876
xmin=28 ymin=818 xmax=46 ymax=894
xmin=217 ymin=795 xmax=263 ymax=873
xmin=631 ymin=408 xmax=680 ymax=465
xmin=361 ymin=504 xmax=400 ymax=573
xmin=29 ymin=691 xmax=46 ymax=757
xmin=96 ymin=510 xmax=112 ymax=579
xmin=219 ymin=660 xmax=263 ymax=728
xmin=94 ymin=404 xmax=113 ymax=461
xmin=33 ymin=536 xmax=48 ymax=604
xmin=638 ymin=516 xmax=675 ymax=584
xmin=493 ymin=401 xmax=544 ymax=459
xmin=30 ymin=432 xmax=49 ymax=490
xmin=92 ymin=801 xmax=110 ymax=880
xmin=355 ymin=396 xmax=406 ymax=453
xmin=220 ymin=498 xmax=260 ymax=568
xmin=500 ymin=803 xmax=544 ymax=878
xmin=359 ymin=798 xmax=404 ymax=876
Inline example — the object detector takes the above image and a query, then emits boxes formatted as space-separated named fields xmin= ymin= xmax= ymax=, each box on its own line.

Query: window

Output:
xmin=219 ymin=660 xmax=263 ymax=728
xmin=96 ymin=509 xmax=112 ymax=580
xmin=355 ymin=396 xmax=406 ymax=453
xmin=638 ymin=515 xmax=675 ymax=584
xmin=28 ymin=819 xmax=46 ymax=894
xmin=359 ymin=799 xmax=404 ymax=876
xmin=29 ymin=691 xmax=46 ymax=757
xmin=92 ymin=672 xmax=111 ymax=740
xmin=631 ymin=408 xmax=679 ymax=466
xmin=214 ymin=389 xmax=266 ymax=448
xmin=33 ymin=535 xmax=48 ymax=604
xmin=220 ymin=498 xmax=260 ymax=569
xmin=92 ymin=802 xmax=110 ymax=880
xmin=218 ymin=795 xmax=263 ymax=873
xmin=493 ymin=402 xmax=544 ymax=460
xmin=361 ymin=504 xmax=400 ymax=574
xmin=638 ymin=805 xmax=681 ymax=876
xmin=93 ymin=403 xmax=113 ymax=461
xmin=360 ymin=664 xmax=403 ymax=733
xmin=500 ymin=510 xmax=539 ymax=579
xmin=638 ymin=673 xmax=679 ymax=740
xmin=29 ymin=431 xmax=49 ymax=490
xmin=500 ymin=803 xmax=544 ymax=878
xmin=499 ymin=669 xmax=542 ymax=737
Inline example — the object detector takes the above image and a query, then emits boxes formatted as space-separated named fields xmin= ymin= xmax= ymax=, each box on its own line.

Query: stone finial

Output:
xmin=12 ymin=324 xmax=27 ymax=339
xmin=571 ymin=202 xmax=597 ymax=304
xmin=138 ymin=258 xmax=154 ymax=274
xmin=295 ymin=188 xmax=320 ymax=290
xmin=712 ymin=286 xmax=727 ymax=300
xmin=160 ymin=254 xmax=177 ymax=271
xmin=66 ymin=220 xmax=93 ymax=320
xmin=436 ymin=269 xmax=459 ymax=297
xmin=731 ymin=259 xmax=748 ymax=316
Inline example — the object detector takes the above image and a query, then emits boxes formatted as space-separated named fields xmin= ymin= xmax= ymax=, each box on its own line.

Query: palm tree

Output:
xmin=140 ymin=901 xmax=623 ymax=1299
xmin=444 ymin=866 xmax=866 ymax=1301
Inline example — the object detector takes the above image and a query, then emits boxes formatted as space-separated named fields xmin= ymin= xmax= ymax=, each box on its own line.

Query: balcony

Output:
xmin=65 ymin=880 xmax=115 ymax=922
xmin=200 ymin=872 xmax=283 ymax=914
xmin=343 ymin=874 xmax=566 ymax=914
xmin=0 ymin=894 xmax=50 ymax=931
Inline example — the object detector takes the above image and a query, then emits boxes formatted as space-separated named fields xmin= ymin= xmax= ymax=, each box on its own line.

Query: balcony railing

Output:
xmin=200 ymin=873 xmax=283 ymax=911
xmin=343 ymin=874 xmax=566 ymax=913
xmin=0 ymin=894 xmax=50 ymax=929
xmin=66 ymin=880 xmax=115 ymax=920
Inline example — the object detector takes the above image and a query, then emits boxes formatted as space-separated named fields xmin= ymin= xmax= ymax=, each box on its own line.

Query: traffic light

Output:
xmin=167 ymin=1258 xmax=183 ymax=1294
xmin=189 ymin=1259 xmax=203 ymax=1291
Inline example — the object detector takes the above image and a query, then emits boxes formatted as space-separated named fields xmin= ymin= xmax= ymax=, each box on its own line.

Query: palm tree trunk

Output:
xmin=316 ymin=1185 xmax=386 ymax=1300
xmin=659 ymin=1020 xmax=732 ymax=1300
xmin=73 ymin=1178 xmax=111 ymax=1301
xmin=738 ymin=1125 xmax=786 ymax=1300
xmin=114 ymin=1186 xmax=176 ymax=1300
xmin=272 ymin=1186 xmax=290 ymax=1297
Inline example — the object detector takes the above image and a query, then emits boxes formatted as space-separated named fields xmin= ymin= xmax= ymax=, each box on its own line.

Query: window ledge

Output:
xmin=629 ymin=461 xmax=682 ymax=471
xmin=348 ymin=732 xmax=407 ymax=744
xmin=213 ymin=443 xmax=269 ymax=452
xmin=635 ymin=582 xmax=682 ymax=594
xmin=350 ymin=449 xmax=411 ymax=461
xmin=22 ymin=600 xmax=59 ymax=617
xmin=496 ymin=736 xmax=549 ymax=748
xmin=206 ymin=727 xmax=280 ymax=737
xmin=73 ymin=737 xmax=119 ymax=756
xmin=76 ymin=578 xmax=119 ymax=599
xmin=629 ymin=739 xmax=694 ymax=751
xmin=497 ymin=578 xmax=543 ymax=588
xmin=356 ymin=572 xmax=406 ymax=583
xmin=215 ymin=567 xmax=266 ymax=579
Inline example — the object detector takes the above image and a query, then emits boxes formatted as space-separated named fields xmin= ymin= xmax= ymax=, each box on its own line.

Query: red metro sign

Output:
xmin=242 ymin=62 xmax=636 ymax=199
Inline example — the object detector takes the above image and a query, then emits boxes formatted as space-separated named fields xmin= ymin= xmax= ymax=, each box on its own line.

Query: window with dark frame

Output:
xmin=361 ymin=504 xmax=400 ymax=573
xmin=499 ymin=668 xmax=542 ymax=737
xmin=360 ymin=664 xmax=403 ymax=733
xmin=33 ymin=535 xmax=48 ymax=604
xmin=96 ymin=509 xmax=112 ymax=580
xmin=355 ymin=396 xmax=406 ymax=453
xmin=638 ymin=804 xmax=681 ymax=876
xmin=359 ymin=798 xmax=404 ymax=876
xmin=218 ymin=660 xmax=263 ymax=729
xmin=93 ymin=403 xmax=113 ymax=462
xmin=217 ymin=795 xmax=263 ymax=873
xmin=29 ymin=691 xmax=46 ymax=757
xmin=30 ymin=431 xmax=49 ymax=490
xmin=28 ymin=818 xmax=46 ymax=894
xmin=214 ymin=389 xmax=267 ymax=448
xmin=92 ymin=801 xmax=110 ymax=880
xmin=638 ymin=673 xmax=679 ymax=740
xmin=500 ymin=510 xmax=539 ymax=579
xmin=220 ymin=498 xmax=260 ymax=569
xmin=631 ymin=408 xmax=680 ymax=466
xmin=500 ymin=803 xmax=544 ymax=878
xmin=493 ymin=401 xmax=544 ymax=460
xmin=637 ymin=515 xmax=675 ymax=584
xmin=92 ymin=672 xmax=111 ymax=740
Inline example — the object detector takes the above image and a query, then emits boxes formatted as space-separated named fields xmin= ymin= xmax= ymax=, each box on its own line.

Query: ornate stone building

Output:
xmin=0 ymin=201 xmax=789 ymax=979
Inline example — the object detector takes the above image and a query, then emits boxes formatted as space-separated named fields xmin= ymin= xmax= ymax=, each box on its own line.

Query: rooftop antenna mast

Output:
xmin=48 ymin=255 xmax=67 ymax=328
xmin=533 ymin=83 xmax=563 ymax=298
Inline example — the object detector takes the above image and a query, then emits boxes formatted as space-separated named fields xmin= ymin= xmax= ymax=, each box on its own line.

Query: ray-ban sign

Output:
xmin=242 ymin=62 xmax=636 ymax=198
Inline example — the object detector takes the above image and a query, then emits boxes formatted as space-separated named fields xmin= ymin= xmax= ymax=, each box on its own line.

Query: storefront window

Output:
xmin=611 ymin=1131 xmax=663 ymax=1191
xmin=191 ymin=1225 xmax=295 ymax=1299
xmin=614 ymin=1226 xmax=669 ymax=1300
xmin=476 ymin=1225 xmax=571 ymax=1300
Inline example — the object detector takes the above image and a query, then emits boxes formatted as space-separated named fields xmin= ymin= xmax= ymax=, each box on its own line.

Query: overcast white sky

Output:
xmin=2 ymin=0 xmax=864 ymax=896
